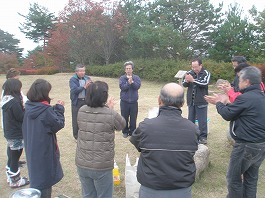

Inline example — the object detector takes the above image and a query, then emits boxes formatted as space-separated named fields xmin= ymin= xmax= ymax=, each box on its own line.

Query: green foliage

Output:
xmin=249 ymin=8 xmax=265 ymax=60
xmin=0 ymin=29 xmax=23 ymax=57
xmin=88 ymin=63 xmax=124 ymax=78
xmin=208 ymin=3 xmax=257 ymax=61
xmin=121 ymin=0 xmax=223 ymax=59
xmin=35 ymin=66 xmax=60 ymax=75
xmin=203 ymin=60 xmax=234 ymax=82
xmin=88 ymin=58 xmax=235 ymax=83
xmin=19 ymin=3 xmax=56 ymax=47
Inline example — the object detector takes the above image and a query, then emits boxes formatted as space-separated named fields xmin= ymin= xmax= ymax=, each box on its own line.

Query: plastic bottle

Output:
xmin=113 ymin=161 xmax=121 ymax=185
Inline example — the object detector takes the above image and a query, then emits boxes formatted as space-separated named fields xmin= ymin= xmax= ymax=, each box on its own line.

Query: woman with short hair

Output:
xmin=76 ymin=81 xmax=125 ymax=198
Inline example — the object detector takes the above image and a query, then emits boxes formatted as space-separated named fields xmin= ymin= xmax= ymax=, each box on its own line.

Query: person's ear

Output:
xmin=158 ymin=96 xmax=163 ymax=106
xmin=245 ymin=79 xmax=251 ymax=87
xmin=180 ymin=100 xmax=184 ymax=107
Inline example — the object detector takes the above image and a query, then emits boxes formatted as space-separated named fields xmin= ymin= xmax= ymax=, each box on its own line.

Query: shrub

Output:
xmin=88 ymin=58 xmax=235 ymax=84
xmin=18 ymin=67 xmax=60 ymax=75
xmin=19 ymin=69 xmax=38 ymax=75
xmin=203 ymin=60 xmax=234 ymax=82
xmin=35 ymin=66 xmax=60 ymax=75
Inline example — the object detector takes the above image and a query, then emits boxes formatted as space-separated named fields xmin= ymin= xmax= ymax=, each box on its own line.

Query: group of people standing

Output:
xmin=2 ymin=56 xmax=265 ymax=198
xmin=1 ymin=70 xmax=65 ymax=198
xmin=69 ymin=61 xmax=141 ymax=197
xmin=129 ymin=57 xmax=265 ymax=198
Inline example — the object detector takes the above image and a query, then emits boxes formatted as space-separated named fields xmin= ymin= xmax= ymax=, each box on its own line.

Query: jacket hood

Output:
xmin=1 ymin=95 xmax=14 ymax=110
xmin=25 ymin=101 xmax=50 ymax=119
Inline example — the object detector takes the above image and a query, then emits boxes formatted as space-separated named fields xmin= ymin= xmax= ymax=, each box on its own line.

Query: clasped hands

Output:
xmin=84 ymin=80 xmax=92 ymax=89
xmin=185 ymin=74 xmax=194 ymax=82
xmin=127 ymin=75 xmax=133 ymax=84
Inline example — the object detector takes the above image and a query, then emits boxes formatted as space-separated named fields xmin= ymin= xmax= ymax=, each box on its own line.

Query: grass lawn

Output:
xmin=0 ymin=73 xmax=264 ymax=197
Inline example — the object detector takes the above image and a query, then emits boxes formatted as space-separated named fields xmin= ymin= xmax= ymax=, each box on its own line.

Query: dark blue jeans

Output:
xmin=120 ymin=100 xmax=138 ymax=135
xmin=227 ymin=142 xmax=265 ymax=198
xmin=188 ymin=105 xmax=208 ymax=140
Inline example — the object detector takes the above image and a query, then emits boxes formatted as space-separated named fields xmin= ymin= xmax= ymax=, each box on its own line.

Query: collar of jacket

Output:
xmin=240 ymin=84 xmax=261 ymax=94
xmin=73 ymin=73 xmax=89 ymax=80
xmin=158 ymin=106 xmax=182 ymax=116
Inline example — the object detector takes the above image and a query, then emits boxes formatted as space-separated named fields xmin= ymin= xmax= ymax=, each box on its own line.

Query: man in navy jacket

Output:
xmin=69 ymin=64 xmax=92 ymax=139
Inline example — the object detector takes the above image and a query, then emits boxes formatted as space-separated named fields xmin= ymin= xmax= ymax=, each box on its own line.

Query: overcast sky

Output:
xmin=0 ymin=0 xmax=264 ymax=56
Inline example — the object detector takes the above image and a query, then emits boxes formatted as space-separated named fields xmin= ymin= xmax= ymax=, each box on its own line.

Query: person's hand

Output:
xmin=106 ymin=96 xmax=115 ymax=109
xmin=84 ymin=80 xmax=92 ymax=89
xmin=204 ymin=93 xmax=228 ymax=105
xmin=185 ymin=74 xmax=194 ymax=82
xmin=57 ymin=100 xmax=65 ymax=106
xmin=127 ymin=76 xmax=133 ymax=84
xmin=218 ymin=94 xmax=229 ymax=104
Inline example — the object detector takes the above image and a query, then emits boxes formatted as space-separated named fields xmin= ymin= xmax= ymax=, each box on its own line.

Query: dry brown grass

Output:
xmin=0 ymin=73 xmax=264 ymax=198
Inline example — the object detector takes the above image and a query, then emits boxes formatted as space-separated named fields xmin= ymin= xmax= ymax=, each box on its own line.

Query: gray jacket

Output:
xmin=76 ymin=105 xmax=125 ymax=170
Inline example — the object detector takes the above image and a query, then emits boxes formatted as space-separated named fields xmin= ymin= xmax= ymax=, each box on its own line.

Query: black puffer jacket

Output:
xmin=130 ymin=106 xmax=198 ymax=190
xmin=216 ymin=84 xmax=265 ymax=143
xmin=1 ymin=95 xmax=24 ymax=139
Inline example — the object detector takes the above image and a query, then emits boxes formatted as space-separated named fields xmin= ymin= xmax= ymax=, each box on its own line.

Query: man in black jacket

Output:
xmin=130 ymin=83 xmax=198 ymax=198
xmin=182 ymin=58 xmax=211 ymax=144
xmin=205 ymin=66 xmax=265 ymax=198
xmin=231 ymin=56 xmax=247 ymax=92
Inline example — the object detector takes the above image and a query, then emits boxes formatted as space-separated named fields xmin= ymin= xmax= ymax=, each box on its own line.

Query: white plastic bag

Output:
xmin=125 ymin=154 xmax=141 ymax=198
xmin=148 ymin=107 xmax=159 ymax=119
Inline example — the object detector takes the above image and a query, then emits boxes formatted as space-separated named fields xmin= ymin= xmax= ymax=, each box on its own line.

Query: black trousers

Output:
xmin=188 ymin=105 xmax=208 ymax=140
xmin=7 ymin=147 xmax=22 ymax=173
xmin=71 ymin=99 xmax=86 ymax=139
xmin=120 ymin=100 xmax=138 ymax=135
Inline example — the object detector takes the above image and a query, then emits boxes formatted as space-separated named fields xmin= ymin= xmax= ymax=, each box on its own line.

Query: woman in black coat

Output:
xmin=22 ymin=79 xmax=65 ymax=198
